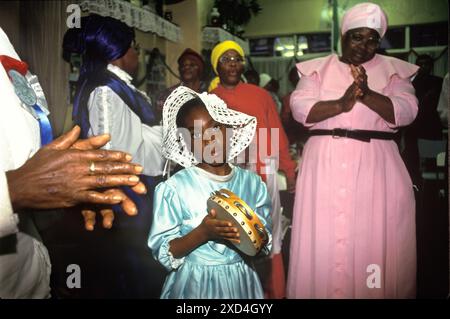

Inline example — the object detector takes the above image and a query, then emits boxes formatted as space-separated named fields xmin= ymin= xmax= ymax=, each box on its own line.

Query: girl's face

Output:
xmin=180 ymin=105 xmax=229 ymax=167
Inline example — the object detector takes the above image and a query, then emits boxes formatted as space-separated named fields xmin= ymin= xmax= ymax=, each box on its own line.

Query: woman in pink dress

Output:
xmin=287 ymin=2 xmax=419 ymax=298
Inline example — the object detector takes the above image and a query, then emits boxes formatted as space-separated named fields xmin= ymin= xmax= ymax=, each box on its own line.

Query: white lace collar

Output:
xmin=107 ymin=64 xmax=132 ymax=85
xmin=106 ymin=63 xmax=152 ymax=102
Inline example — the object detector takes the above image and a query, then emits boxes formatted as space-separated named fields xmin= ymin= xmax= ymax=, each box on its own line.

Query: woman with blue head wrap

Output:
xmin=63 ymin=14 xmax=158 ymax=138
xmin=62 ymin=14 xmax=166 ymax=298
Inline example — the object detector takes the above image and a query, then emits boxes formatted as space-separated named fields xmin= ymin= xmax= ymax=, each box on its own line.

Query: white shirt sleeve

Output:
xmin=87 ymin=86 xmax=165 ymax=176
xmin=0 ymin=171 xmax=19 ymax=238
xmin=0 ymin=96 xmax=19 ymax=238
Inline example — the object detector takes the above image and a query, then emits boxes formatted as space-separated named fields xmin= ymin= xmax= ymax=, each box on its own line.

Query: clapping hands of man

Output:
xmin=6 ymin=126 xmax=147 ymax=231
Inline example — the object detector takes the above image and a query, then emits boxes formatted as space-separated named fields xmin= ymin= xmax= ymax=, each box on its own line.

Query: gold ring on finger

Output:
xmin=89 ymin=161 xmax=96 ymax=174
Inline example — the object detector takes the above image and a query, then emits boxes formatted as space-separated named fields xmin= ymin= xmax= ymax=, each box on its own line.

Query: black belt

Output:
xmin=308 ymin=129 xmax=398 ymax=142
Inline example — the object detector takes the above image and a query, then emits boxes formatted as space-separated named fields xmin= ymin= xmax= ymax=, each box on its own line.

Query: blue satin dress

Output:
xmin=148 ymin=165 xmax=273 ymax=299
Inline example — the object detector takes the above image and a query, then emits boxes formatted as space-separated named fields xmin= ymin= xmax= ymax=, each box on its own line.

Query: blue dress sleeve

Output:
xmin=148 ymin=182 xmax=186 ymax=271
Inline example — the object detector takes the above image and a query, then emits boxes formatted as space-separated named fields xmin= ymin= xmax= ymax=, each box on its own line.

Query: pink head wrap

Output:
xmin=341 ymin=2 xmax=388 ymax=38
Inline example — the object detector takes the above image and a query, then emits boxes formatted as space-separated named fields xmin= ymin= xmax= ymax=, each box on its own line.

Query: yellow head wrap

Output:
xmin=208 ymin=40 xmax=245 ymax=92
xmin=208 ymin=77 xmax=221 ymax=92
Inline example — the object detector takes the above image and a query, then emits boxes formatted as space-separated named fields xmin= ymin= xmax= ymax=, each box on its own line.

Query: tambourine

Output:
xmin=207 ymin=189 xmax=269 ymax=256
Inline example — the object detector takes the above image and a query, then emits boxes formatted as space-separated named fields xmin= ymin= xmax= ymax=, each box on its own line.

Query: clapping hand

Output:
xmin=6 ymin=126 xmax=146 ymax=230
xmin=339 ymin=82 xmax=363 ymax=113
xmin=69 ymin=128 xmax=147 ymax=231
xmin=350 ymin=64 xmax=369 ymax=98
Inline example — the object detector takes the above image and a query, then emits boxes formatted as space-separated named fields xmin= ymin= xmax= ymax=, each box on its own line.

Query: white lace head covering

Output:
xmin=162 ymin=86 xmax=257 ymax=168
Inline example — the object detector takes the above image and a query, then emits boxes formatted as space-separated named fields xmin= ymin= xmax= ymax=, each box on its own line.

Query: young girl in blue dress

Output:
xmin=148 ymin=86 xmax=272 ymax=299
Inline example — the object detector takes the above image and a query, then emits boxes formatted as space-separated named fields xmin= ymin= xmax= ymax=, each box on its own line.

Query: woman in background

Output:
xmin=287 ymin=3 xmax=419 ymax=298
